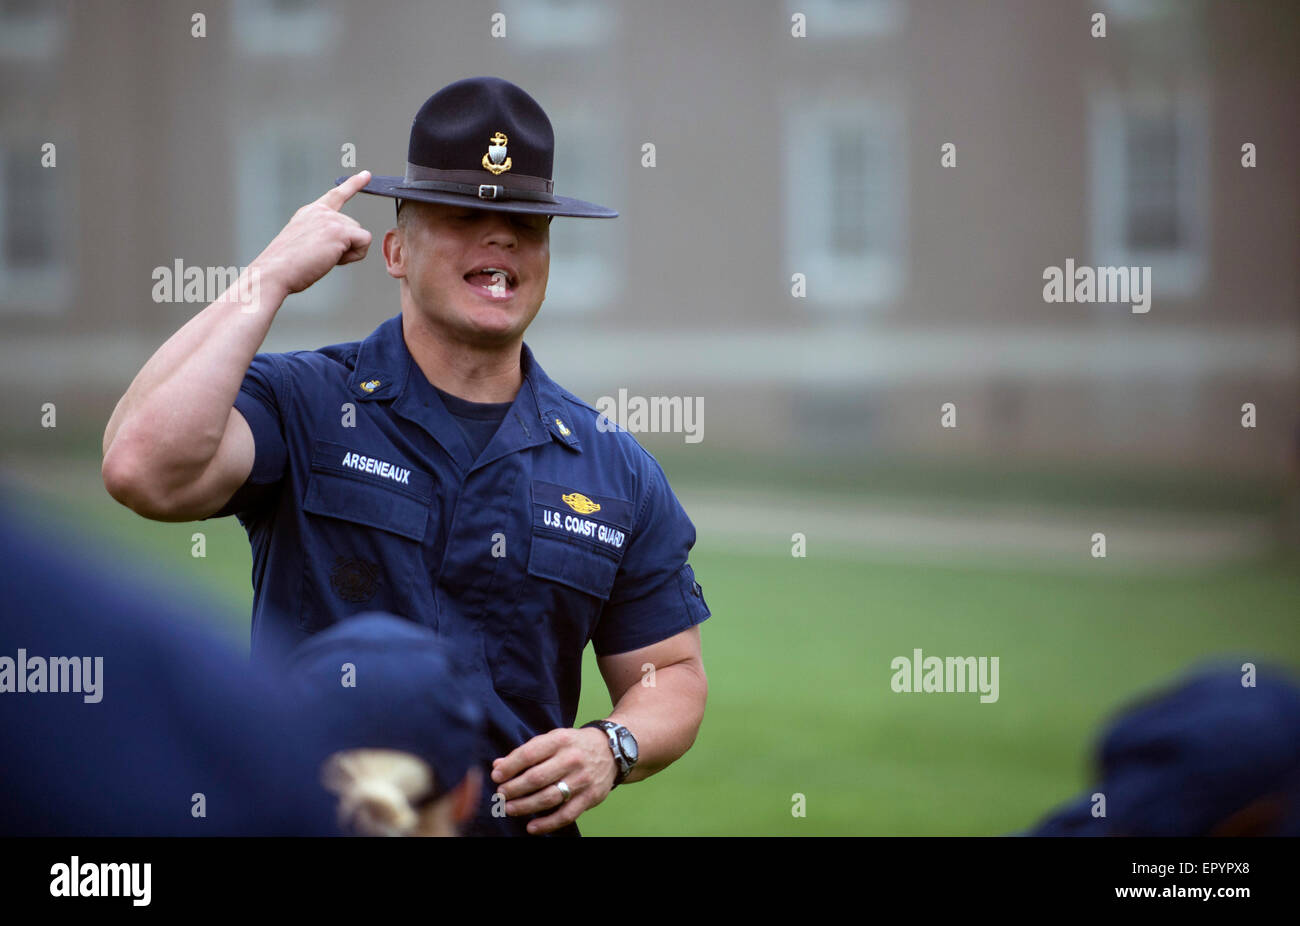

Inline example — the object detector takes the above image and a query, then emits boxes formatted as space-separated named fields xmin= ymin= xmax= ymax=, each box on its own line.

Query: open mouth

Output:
xmin=463 ymin=267 xmax=518 ymax=300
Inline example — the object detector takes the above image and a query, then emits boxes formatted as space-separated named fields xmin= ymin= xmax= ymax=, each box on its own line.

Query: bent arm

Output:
xmin=595 ymin=625 xmax=707 ymax=783
xmin=101 ymin=273 xmax=287 ymax=521
xmin=102 ymin=170 xmax=374 ymax=521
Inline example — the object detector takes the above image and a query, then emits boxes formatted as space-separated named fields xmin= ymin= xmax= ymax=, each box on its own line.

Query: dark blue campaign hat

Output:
xmin=285 ymin=614 xmax=486 ymax=800
xmin=339 ymin=76 xmax=617 ymax=220
xmin=1028 ymin=662 xmax=1300 ymax=836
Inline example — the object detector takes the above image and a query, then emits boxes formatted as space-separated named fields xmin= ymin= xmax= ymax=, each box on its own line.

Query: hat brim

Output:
xmin=338 ymin=174 xmax=617 ymax=219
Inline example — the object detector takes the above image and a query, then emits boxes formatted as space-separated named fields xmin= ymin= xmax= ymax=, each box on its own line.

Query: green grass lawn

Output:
xmin=14 ymin=470 xmax=1300 ymax=836
xmin=577 ymin=548 xmax=1300 ymax=835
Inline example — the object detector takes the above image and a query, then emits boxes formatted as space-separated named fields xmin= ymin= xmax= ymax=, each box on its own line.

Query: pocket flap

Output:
xmin=303 ymin=470 xmax=429 ymax=542
xmin=527 ymin=533 xmax=620 ymax=600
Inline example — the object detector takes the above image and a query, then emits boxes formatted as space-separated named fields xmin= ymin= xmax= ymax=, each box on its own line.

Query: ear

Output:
xmin=382 ymin=226 xmax=405 ymax=279
xmin=449 ymin=766 xmax=483 ymax=828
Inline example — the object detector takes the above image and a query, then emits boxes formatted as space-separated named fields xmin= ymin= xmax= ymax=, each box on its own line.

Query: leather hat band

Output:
xmin=399 ymin=163 xmax=557 ymax=203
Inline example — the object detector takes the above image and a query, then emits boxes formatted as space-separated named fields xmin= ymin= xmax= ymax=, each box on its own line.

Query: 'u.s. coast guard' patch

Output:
xmin=531 ymin=481 xmax=633 ymax=553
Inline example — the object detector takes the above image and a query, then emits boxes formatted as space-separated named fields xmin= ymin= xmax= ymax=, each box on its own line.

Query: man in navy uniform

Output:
xmin=102 ymin=77 xmax=711 ymax=836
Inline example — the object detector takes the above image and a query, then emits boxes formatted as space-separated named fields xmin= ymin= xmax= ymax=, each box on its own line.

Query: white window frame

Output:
xmin=235 ymin=119 xmax=343 ymax=314
xmin=0 ymin=0 xmax=65 ymax=60
xmin=1099 ymin=0 xmax=1174 ymax=23
xmin=783 ymin=0 xmax=904 ymax=37
xmin=0 ymin=139 xmax=73 ymax=314
xmin=539 ymin=109 xmax=624 ymax=315
xmin=783 ymin=98 xmax=907 ymax=313
xmin=505 ymin=0 xmax=617 ymax=48
xmin=233 ymin=0 xmax=340 ymax=57
xmin=1089 ymin=84 xmax=1209 ymax=299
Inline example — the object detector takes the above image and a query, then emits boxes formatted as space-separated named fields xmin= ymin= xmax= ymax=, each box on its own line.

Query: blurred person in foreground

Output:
xmin=286 ymin=613 xmax=485 ymax=837
xmin=0 ymin=489 xmax=337 ymax=836
xmin=1027 ymin=662 xmax=1300 ymax=837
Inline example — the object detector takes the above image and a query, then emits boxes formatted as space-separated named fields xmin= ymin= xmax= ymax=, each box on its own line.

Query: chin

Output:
xmin=410 ymin=288 xmax=540 ymax=346
xmin=455 ymin=308 xmax=534 ymax=346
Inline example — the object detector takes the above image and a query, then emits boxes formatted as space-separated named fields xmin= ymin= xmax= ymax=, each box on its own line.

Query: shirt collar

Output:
xmin=347 ymin=313 xmax=409 ymax=402
xmin=346 ymin=314 xmax=582 ymax=465
xmin=521 ymin=342 xmax=583 ymax=453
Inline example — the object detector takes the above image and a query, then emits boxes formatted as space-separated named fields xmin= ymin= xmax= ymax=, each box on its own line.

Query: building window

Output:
xmin=1099 ymin=0 xmax=1173 ymax=23
xmin=784 ymin=0 xmax=904 ymax=37
xmin=0 ymin=0 xmax=65 ymax=60
xmin=235 ymin=124 xmax=342 ymax=313
xmin=234 ymin=0 xmax=339 ymax=56
xmin=0 ymin=141 xmax=72 ymax=312
xmin=1089 ymin=87 xmax=1208 ymax=297
xmin=784 ymin=100 xmax=906 ymax=312
xmin=540 ymin=112 xmax=623 ymax=314
xmin=506 ymin=0 xmax=617 ymax=48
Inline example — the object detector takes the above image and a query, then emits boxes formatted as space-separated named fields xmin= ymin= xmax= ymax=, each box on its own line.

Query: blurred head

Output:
xmin=286 ymin=613 xmax=488 ymax=837
xmin=383 ymin=199 xmax=553 ymax=348
xmin=1027 ymin=662 xmax=1300 ymax=837
xmin=321 ymin=748 xmax=480 ymax=837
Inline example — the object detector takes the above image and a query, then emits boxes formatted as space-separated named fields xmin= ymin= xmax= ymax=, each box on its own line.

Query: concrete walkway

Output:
xmin=677 ymin=486 xmax=1279 ymax=571
xmin=3 ymin=455 xmax=1278 ymax=572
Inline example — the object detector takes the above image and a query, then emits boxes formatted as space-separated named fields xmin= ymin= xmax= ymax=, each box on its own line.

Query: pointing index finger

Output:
xmin=318 ymin=169 xmax=371 ymax=211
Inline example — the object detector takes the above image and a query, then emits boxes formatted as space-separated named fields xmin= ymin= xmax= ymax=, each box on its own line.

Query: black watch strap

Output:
xmin=582 ymin=719 xmax=635 ymax=787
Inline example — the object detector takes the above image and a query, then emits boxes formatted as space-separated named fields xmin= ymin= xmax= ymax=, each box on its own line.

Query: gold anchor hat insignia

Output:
xmin=482 ymin=131 xmax=512 ymax=175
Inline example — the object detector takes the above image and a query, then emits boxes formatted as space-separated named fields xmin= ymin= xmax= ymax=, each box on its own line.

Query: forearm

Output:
xmin=606 ymin=659 xmax=707 ymax=783
xmin=103 ymin=267 xmax=285 ymax=486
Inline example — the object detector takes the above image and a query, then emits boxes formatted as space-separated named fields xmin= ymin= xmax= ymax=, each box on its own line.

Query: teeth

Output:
xmin=466 ymin=268 xmax=513 ymax=293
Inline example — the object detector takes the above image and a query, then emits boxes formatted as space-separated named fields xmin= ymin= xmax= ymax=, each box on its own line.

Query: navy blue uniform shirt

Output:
xmin=209 ymin=312 xmax=711 ymax=835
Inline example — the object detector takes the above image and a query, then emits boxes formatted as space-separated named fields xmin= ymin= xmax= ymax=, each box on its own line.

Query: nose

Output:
xmin=480 ymin=210 xmax=518 ymax=248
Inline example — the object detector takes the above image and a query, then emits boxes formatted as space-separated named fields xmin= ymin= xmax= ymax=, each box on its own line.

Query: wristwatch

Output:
xmin=581 ymin=720 xmax=638 ymax=787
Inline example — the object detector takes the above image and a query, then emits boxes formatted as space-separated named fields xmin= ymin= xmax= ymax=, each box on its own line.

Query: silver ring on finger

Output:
xmin=556 ymin=780 xmax=572 ymax=804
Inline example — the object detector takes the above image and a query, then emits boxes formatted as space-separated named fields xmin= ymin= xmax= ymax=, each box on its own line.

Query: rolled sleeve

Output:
xmin=591 ymin=458 xmax=711 ymax=656
xmin=207 ymin=353 xmax=290 ymax=519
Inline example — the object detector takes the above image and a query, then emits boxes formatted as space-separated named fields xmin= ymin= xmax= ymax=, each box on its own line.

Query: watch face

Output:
xmin=618 ymin=728 xmax=638 ymax=763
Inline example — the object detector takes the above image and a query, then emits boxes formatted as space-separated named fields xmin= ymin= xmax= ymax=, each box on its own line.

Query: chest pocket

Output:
xmin=302 ymin=473 xmax=428 ymax=541
xmin=297 ymin=441 xmax=435 ymax=632
xmin=489 ymin=481 xmax=635 ymax=704
xmin=526 ymin=480 xmax=634 ymax=595
xmin=525 ymin=534 xmax=621 ymax=599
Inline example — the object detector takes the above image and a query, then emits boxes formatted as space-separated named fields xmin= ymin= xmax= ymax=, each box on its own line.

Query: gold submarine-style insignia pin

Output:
xmin=562 ymin=492 xmax=601 ymax=515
